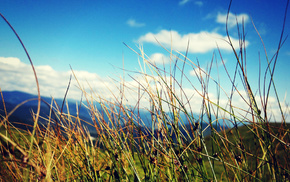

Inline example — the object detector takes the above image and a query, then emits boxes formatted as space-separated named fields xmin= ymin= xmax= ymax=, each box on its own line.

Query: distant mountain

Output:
xmin=0 ymin=91 xmax=37 ymax=105
xmin=0 ymin=90 xmax=93 ymax=131
xmin=0 ymin=91 xmax=228 ymax=138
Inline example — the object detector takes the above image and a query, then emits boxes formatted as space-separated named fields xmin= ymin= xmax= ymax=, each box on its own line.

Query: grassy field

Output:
xmin=0 ymin=117 xmax=289 ymax=181
xmin=0 ymin=1 xmax=290 ymax=181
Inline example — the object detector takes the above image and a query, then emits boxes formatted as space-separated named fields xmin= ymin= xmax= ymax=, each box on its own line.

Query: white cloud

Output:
xmin=179 ymin=0 xmax=203 ymax=7
xmin=179 ymin=0 xmax=191 ymax=5
xmin=0 ymin=57 xmax=27 ymax=70
xmin=0 ymin=57 xmax=114 ymax=100
xmin=126 ymin=74 xmax=288 ymax=123
xmin=149 ymin=53 xmax=171 ymax=64
xmin=194 ymin=1 xmax=203 ymax=7
xmin=137 ymin=29 xmax=249 ymax=53
xmin=0 ymin=57 xmax=287 ymax=122
xmin=126 ymin=18 xmax=145 ymax=28
xmin=216 ymin=12 xmax=250 ymax=28
xmin=189 ymin=67 xmax=206 ymax=78
xmin=256 ymin=22 xmax=267 ymax=35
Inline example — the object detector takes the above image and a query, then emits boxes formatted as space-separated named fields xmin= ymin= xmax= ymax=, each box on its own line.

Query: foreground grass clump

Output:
xmin=0 ymin=96 xmax=289 ymax=181
xmin=0 ymin=2 xmax=290 ymax=182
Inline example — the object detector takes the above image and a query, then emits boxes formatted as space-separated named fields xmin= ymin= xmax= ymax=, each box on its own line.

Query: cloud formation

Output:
xmin=0 ymin=57 xmax=286 ymax=122
xmin=216 ymin=12 xmax=249 ymax=28
xmin=189 ymin=67 xmax=206 ymax=78
xmin=149 ymin=53 xmax=171 ymax=64
xmin=137 ymin=29 xmax=248 ymax=53
xmin=0 ymin=57 xmax=114 ymax=100
xmin=179 ymin=0 xmax=203 ymax=7
xmin=194 ymin=1 xmax=203 ymax=7
xmin=127 ymin=18 xmax=145 ymax=28
xmin=179 ymin=0 xmax=191 ymax=5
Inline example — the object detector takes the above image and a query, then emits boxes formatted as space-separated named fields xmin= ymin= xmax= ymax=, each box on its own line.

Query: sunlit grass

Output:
xmin=0 ymin=1 xmax=290 ymax=181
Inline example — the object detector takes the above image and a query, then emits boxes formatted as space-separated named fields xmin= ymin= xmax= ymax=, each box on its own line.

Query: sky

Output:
xmin=0 ymin=0 xmax=289 ymax=121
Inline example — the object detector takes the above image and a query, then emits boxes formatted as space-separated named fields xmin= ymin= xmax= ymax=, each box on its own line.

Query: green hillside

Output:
xmin=203 ymin=122 xmax=290 ymax=181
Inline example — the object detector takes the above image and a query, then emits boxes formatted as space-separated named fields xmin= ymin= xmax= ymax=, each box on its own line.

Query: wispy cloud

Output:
xmin=194 ymin=1 xmax=203 ymax=7
xmin=179 ymin=0 xmax=191 ymax=5
xmin=216 ymin=12 xmax=249 ymax=28
xmin=149 ymin=53 xmax=171 ymax=64
xmin=137 ymin=29 xmax=249 ymax=53
xmin=126 ymin=18 xmax=145 ymax=28
xmin=190 ymin=67 xmax=206 ymax=78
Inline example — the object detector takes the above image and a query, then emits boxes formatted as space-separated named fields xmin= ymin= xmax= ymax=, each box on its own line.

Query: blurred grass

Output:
xmin=1 ymin=121 xmax=288 ymax=181
xmin=0 ymin=0 xmax=290 ymax=181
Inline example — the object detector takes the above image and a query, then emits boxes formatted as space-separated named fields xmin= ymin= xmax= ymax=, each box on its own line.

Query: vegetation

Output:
xmin=0 ymin=1 xmax=289 ymax=181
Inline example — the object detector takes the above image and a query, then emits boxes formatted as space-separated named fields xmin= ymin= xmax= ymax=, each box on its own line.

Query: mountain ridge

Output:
xmin=0 ymin=90 xmax=227 ymax=137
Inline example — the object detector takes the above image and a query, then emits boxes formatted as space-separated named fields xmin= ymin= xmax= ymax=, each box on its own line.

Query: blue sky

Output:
xmin=0 ymin=0 xmax=289 ymax=120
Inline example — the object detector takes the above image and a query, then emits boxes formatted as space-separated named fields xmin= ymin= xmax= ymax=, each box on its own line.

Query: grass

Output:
xmin=0 ymin=0 xmax=290 ymax=181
